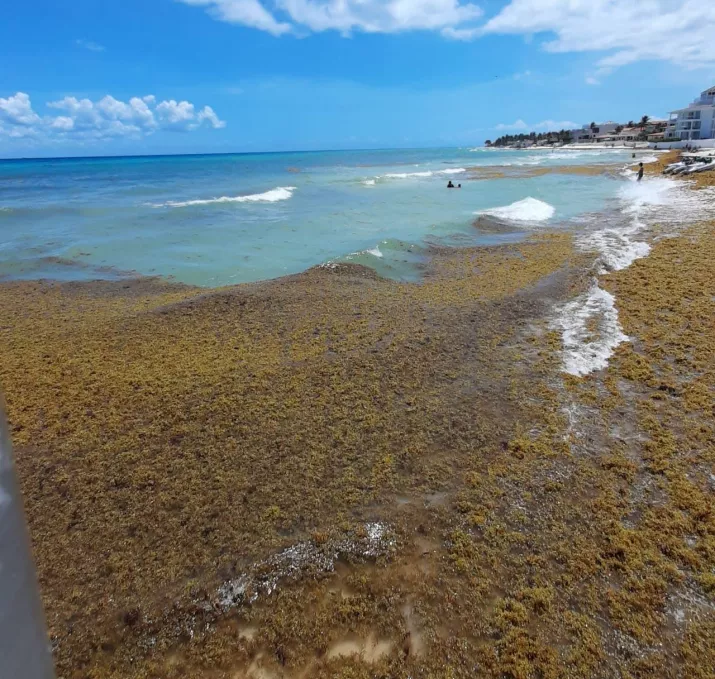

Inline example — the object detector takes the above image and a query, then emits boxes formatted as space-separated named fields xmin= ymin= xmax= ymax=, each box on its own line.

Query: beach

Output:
xmin=2 ymin=149 xmax=715 ymax=678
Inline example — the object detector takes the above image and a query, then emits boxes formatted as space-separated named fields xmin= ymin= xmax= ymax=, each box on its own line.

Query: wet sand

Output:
xmin=2 ymin=162 xmax=715 ymax=678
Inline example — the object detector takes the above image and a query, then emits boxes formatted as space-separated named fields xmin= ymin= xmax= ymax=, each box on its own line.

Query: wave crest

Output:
xmin=475 ymin=197 xmax=555 ymax=223
xmin=153 ymin=187 xmax=296 ymax=208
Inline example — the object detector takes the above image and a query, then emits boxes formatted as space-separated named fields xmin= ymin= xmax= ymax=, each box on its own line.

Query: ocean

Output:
xmin=0 ymin=147 xmax=646 ymax=287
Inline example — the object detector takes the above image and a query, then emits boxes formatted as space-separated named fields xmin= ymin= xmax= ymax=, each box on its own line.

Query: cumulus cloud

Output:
xmin=197 ymin=105 xmax=226 ymax=128
xmin=496 ymin=118 xmax=579 ymax=131
xmin=483 ymin=0 xmax=715 ymax=73
xmin=178 ymin=0 xmax=715 ymax=75
xmin=0 ymin=92 xmax=226 ymax=142
xmin=75 ymin=39 xmax=105 ymax=52
xmin=179 ymin=0 xmax=292 ymax=35
xmin=177 ymin=0 xmax=483 ymax=36
xmin=0 ymin=92 xmax=42 ymax=126
xmin=495 ymin=118 xmax=529 ymax=131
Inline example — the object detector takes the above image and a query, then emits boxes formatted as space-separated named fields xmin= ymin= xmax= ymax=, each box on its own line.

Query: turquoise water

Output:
xmin=0 ymin=147 xmax=637 ymax=287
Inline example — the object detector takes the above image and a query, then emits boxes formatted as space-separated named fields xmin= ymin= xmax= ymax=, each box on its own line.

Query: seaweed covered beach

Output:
xmin=2 ymin=156 xmax=715 ymax=678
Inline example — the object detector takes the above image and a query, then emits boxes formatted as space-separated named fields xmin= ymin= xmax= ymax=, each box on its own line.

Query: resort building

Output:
xmin=666 ymin=86 xmax=715 ymax=141
xmin=613 ymin=127 xmax=640 ymax=143
xmin=570 ymin=121 xmax=620 ymax=143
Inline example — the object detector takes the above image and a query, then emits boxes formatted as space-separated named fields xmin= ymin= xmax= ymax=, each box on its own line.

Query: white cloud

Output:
xmin=483 ymin=0 xmax=715 ymax=73
xmin=155 ymin=100 xmax=227 ymax=131
xmin=179 ymin=0 xmax=292 ymax=35
xmin=180 ymin=0 xmax=715 ymax=77
xmin=197 ymin=105 xmax=227 ymax=129
xmin=585 ymin=76 xmax=600 ymax=86
xmin=0 ymin=92 xmax=41 ymax=127
xmin=178 ymin=0 xmax=483 ymax=36
xmin=495 ymin=118 xmax=528 ymax=130
xmin=441 ymin=26 xmax=480 ymax=41
xmin=496 ymin=118 xmax=578 ymax=131
xmin=535 ymin=119 xmax=579 ymax=130
xmin=75 ymin=39 xmax=105 ymax=52
xmin=0 ymin=92 xmax=226 ymax=143
xmin=50 ymin=116 xmax=75 ymax=131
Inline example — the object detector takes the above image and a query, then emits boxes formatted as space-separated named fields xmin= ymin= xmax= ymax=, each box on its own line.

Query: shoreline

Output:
xmin=3 ymin=155 xmax=715 ymax=677
xmin=1 ymin=146 xmax=647 ymax=290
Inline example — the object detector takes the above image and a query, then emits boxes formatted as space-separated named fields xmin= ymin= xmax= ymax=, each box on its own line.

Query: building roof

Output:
xmin=670 ymin=104 xmax=715 ymax=114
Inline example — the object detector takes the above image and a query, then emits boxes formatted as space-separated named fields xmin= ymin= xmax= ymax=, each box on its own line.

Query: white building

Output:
xmin=613 ymin=127 xmax=640 ymax=142
xmin=666 ymin=86 xmax=715 ymax=141
xmin=570 ymin=121 xmax=620 ymax=142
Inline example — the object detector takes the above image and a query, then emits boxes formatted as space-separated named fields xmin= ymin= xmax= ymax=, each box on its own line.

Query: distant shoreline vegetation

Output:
xmin=486 ymin=116 xmax=658 ymax=148
xmin=485 ymin=130 xmax=574 ymax=147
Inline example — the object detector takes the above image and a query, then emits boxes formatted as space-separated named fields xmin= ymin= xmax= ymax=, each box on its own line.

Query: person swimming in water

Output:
xmin=637 ymin=162 xmax=644 ymax=181
xmin=447 ymin=180 xmax=455 ymax=188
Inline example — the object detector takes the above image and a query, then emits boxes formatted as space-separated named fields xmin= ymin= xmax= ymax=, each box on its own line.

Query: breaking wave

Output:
xmin=378 ymin=168 xmax=466 ymax=180
xmin=382 ymin=171 xmax=434 ymax=179
xmin=475 ymin=197 xmax=555 ymax=223
xmin=152 ymin=187 xmax=297 ymax=208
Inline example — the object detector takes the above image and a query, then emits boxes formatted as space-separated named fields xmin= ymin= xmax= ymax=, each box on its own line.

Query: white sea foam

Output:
xmin=579 ymin=176 xmax=715 ymax=275
xmin=476 ymin=197 xmax=555 ymax=223
xmin=382 ymin=171 xmax=434 ymax=179
xmin=216 ymin=522 xmax=394 ymax=611
xmin=581 ymin=227 xmax=651 ymax=272
xmin=556 ymin=174 xmax=715 ymax=377
xmin=371 ymin=168 xmax=465 ymax=182
xmin=338 ymin=243 xmax=386 ymax=264
xmin=153 ymin=186 xmax=296 ymax=208
xmin=551 ymin=284 xmax=629 ymax=377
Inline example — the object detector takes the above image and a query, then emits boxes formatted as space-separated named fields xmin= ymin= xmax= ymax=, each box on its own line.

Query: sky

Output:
xmin=1 ymin=0 xmax=714 ymax=158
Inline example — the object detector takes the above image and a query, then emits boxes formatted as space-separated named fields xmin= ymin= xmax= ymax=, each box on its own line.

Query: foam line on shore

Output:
xmin=555 ymin=173 xmax=715 ymax=377
xmin=551 ymin=284 xmax=628 ymax=377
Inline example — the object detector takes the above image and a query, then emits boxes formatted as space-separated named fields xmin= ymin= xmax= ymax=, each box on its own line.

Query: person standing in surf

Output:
xmin=637 ymin=163 xmax=644 ymax=182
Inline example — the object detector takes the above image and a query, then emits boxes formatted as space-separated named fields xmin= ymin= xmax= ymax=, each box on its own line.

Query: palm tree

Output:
xmin=616 ymin=125 xmax=624 ymax=134
xmin=589 ymin=121 xmax=596 ymax=130
xmin=639 ymin=115 xmax=650 ymax=129
xmin=627 ymin=120 xmax=634 ymax=128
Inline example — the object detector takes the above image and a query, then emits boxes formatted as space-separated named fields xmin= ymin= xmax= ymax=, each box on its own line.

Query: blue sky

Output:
xmin=1 ymin=0 xmax=714 ymax=157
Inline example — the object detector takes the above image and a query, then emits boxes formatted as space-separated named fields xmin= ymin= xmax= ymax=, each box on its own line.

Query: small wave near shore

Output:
xmin=553 ymin=172 xmax=715 ymax=377
xmin=475 ymin=197 xmax=555 ymax=224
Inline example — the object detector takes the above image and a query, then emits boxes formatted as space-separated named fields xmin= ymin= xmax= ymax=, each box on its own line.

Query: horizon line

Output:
xmin=0 ymin=144 xmax=485 ymax=163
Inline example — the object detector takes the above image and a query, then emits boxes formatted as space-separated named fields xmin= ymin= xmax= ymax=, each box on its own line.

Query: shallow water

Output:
xmin=0 ymin=147 xmax=639 ymax=286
